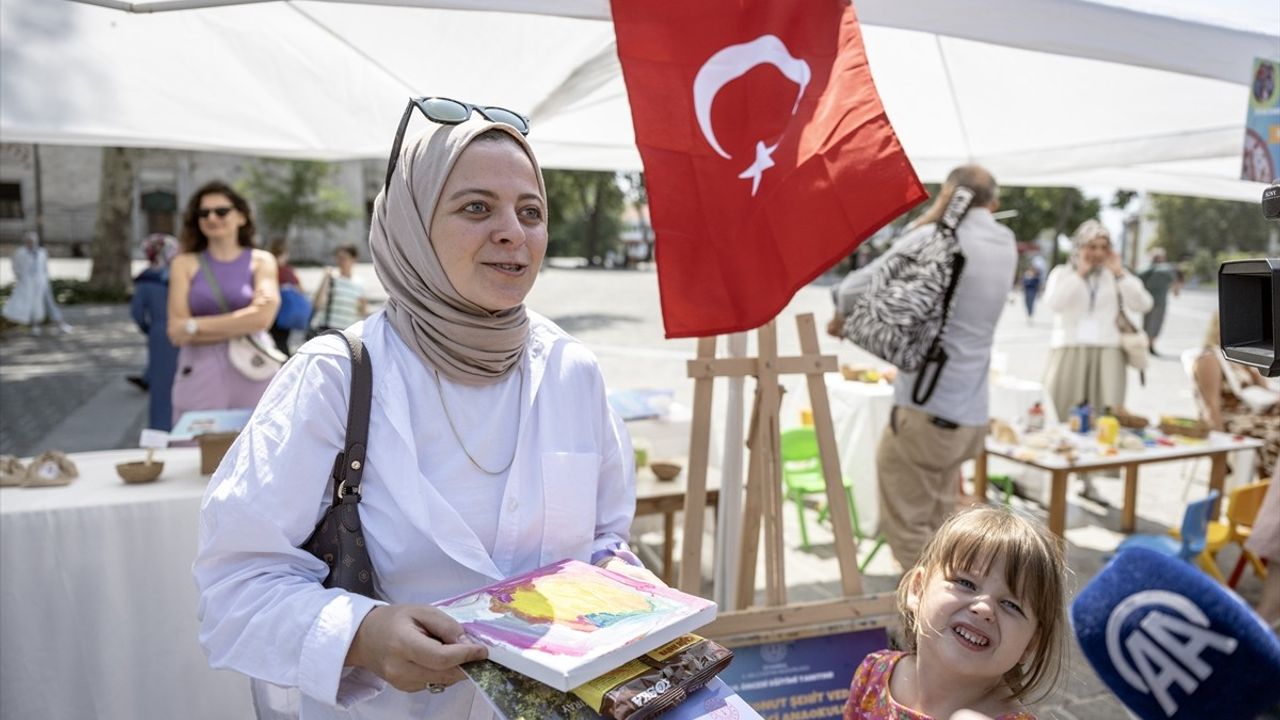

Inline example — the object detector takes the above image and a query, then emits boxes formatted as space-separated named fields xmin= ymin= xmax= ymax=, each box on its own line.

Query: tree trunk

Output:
xmin=89 ymin=147 xmax=135 ymax=293
xmin=579 ymin=180 xmax=601 ymax=267
xmin=585 ymin=180 xmax=603 ymax=266
xmin=1049 ymin=192 xmax=1077 ymax=272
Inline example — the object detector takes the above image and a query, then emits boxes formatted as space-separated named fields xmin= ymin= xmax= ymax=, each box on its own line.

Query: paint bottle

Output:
xmin=1072 ymin=401 xmax=1092 ymax=434
xmin=1097 ymin=406 xmax=1120 ymax=446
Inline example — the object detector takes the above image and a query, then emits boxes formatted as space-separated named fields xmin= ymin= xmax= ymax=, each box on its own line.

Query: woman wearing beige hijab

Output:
xmin=195 ymin=99 xmax=642 ymax=719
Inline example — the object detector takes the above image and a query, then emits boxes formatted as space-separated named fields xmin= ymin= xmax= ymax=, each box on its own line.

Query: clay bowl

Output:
xmin=116 ymin=461 xmax=164 ymax=484
xmin=649 ymin=461 xmax=683 ymax=482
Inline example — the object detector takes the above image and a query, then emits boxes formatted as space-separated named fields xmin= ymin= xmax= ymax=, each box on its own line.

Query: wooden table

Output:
xmin=974 ymin=430 xmax=1264 ymax=537
xmin=634 ymin=465 xmax=721 ymax=584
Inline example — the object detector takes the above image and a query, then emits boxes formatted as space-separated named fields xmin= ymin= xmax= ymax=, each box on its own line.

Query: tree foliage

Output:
xmin=238 ymin=160 xmax=356 ymax=244
xmin=620 ymin=171 xmax=650 ymax=262
xmin=1111 ymin=189 xmax=1139 ymax=210
xmin=1148 ymin=194 xmax=1271 ymax=260
xmin=884 ymin=185 xmax=1099 ymax=246
xmin=996 ymin=187 xmax=1100 ymax=248
xmin=874 ymin=185 xmax=1097 ymax=272
xmin=543 ymin=169 xmax=626 ymax=264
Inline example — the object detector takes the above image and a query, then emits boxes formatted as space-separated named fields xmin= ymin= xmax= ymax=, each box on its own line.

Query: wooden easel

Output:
xmin=677 ymin=313 xmax=894 ymax=643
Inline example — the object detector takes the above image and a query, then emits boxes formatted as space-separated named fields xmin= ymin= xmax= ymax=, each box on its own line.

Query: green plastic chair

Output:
xmin=779 ymin=427 xmax=885 ymax=570
xmin=987 ymin=474 xmax=1015 ymax=506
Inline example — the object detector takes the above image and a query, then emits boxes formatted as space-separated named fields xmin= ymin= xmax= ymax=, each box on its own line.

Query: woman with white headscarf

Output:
xmin=194 ymin=100 xmax=641 ymax=720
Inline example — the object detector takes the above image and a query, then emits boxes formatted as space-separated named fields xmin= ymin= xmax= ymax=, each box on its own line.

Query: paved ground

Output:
xmin=0 ymin=259 xmax=1271 ymax=718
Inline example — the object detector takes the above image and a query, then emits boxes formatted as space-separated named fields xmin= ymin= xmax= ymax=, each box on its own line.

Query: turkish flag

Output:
xmin=612 ymin=0 xmax=927 ymax=338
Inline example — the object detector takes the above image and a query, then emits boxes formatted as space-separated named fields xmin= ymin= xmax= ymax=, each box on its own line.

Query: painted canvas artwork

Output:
xmin=436 ymin=559 xmax=717 ymax=691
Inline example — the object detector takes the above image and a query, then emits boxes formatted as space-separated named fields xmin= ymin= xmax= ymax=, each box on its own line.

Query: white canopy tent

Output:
xmin=1 ymin=0 xmax=1276 ymax=200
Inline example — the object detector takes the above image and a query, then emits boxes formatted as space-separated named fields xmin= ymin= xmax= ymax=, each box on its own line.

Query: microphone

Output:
xmin=1071 ymin=547 xmax=1280 ymax=719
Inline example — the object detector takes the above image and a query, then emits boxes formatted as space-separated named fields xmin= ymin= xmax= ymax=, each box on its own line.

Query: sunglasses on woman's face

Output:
xmin=383 ymin=96 xmax=531 ymax=193
xmin=198 ymin=207 xmax=234 ymax=220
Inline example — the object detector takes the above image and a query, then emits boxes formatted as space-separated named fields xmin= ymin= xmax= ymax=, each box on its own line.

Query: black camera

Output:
xmin=1217 ymin=183 xmax=1280 ymax=377
xmin=1219 ymin=259 xmax=1279 ymax=377
xmin=1265 ymin=182 xmax=1280 ymax=221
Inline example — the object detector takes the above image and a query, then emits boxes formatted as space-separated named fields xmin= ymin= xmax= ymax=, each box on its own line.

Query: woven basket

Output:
xmin=649 ymin=461 xmax=682 ymax=482
xmin=1116 ymin=411 xmax=1149 ymax=429
xmin=116 ymin=461 xmax=164 ymax=484
xmin=1159 ymin=419 xmax=1210 ymax=439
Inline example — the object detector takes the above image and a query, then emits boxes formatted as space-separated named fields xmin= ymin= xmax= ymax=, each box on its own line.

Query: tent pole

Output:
xmin=935 ymin=35 xmax=973 ymax=163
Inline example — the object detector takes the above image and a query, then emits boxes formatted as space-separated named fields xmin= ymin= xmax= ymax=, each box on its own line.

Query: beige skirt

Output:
xmin=1043 ymin=346 xmax=1128 ymax=420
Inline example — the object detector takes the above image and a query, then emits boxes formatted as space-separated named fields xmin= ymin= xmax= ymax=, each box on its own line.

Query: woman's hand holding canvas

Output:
xmin=345 ymin=605 xmax=487 ymax=693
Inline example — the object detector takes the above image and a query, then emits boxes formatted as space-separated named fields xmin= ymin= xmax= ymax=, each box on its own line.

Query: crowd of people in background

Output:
xmin=44 ymin=185 xmax=373 ymax=433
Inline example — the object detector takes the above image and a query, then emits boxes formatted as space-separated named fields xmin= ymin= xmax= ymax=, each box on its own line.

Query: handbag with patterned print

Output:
xmin=841 ymin=187 xmax=974 ymax=404
xmin=300 ymin=329 xmax=378 ymax=598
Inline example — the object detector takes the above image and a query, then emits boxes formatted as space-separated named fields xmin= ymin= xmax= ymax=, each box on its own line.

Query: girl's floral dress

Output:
xmin=843 ymin=650 xmax=1036 ymax=720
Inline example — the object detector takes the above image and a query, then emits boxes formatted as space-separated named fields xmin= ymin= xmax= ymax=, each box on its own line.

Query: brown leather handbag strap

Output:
xmin=320 ymin=329 xmax=372 ymax=501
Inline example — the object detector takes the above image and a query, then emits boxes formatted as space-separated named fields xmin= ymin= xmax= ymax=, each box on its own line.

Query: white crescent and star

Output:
xmin=692 ymin=35 xmax=811 ymax=196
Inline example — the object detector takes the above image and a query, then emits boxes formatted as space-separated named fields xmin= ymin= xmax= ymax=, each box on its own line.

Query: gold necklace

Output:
xmin=431 ymin=364 xmax=523 ymax=475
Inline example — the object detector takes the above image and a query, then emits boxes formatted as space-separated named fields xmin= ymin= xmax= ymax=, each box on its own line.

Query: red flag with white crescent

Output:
xmin=611 ymin=0 xmax=927 ymax=338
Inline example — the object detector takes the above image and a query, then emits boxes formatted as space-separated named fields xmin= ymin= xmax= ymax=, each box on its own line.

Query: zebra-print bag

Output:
xmin=841 ymin=187 xmax=974 ymax=405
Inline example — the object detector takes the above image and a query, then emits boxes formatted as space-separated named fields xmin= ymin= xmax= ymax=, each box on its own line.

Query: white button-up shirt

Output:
xmin=194 ymin=311 xmax=636 ymax=719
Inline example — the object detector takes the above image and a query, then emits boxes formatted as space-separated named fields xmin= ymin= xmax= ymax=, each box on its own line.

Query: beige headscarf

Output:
xmin=369 ymin=117 xmax=547 ymax=385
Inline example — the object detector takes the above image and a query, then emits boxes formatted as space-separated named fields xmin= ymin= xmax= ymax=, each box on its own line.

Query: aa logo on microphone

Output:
xmin=1105 ymin=590 xmax=1238 ymax=716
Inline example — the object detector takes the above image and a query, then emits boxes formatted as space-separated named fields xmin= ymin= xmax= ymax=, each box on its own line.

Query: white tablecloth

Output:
xmin=988 ymin=374 xmax=1055 ymax=425
xmin=0 ymin=448 xmax=254 ymax=720
xmin=825 ymin=382 xmax=895 ymax=533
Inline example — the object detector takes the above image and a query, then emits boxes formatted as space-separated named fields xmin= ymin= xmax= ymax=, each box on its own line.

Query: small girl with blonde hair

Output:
xmin=844 ymin=506 xmax=1068 ymax=719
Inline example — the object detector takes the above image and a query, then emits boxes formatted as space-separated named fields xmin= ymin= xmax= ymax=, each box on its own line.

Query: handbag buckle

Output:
xmin=336 ymin=479 xmax=361 ymax=498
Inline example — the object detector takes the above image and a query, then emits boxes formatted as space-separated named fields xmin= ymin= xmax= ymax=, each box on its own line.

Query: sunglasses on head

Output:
xmin=198 ymin=206 xmax=234 ymax=220
xmin=383 ymin=96 xmax=531 ymax=193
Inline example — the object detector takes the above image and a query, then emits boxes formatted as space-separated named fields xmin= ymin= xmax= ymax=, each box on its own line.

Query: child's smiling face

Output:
xmin=908 ymin=554 xmax=1039 ymax=682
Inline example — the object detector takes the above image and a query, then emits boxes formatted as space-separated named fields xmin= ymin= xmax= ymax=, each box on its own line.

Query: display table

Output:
xmin=975 ymin=430 xmax=1264 ymax=537
xmin=0 ymin=448 xmax=254 ymax=720
xmin=635 ymin=464 xmax=722 ymax=585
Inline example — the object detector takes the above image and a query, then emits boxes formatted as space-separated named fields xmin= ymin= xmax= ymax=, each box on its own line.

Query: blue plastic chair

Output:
xmin=1116 ymin=490 xmax=1219 ymax=565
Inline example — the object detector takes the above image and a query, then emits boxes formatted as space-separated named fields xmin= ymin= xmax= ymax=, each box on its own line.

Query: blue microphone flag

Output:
xmin=1071 ymin=548 xmax=1280 ymax=719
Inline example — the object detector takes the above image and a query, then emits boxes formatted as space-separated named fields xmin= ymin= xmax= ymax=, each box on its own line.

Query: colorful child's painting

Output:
xmin=436 ymin=559 xmax=717 ymax=691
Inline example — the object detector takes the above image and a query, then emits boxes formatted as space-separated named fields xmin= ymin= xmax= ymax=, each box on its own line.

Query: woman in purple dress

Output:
xmin=166 ymin=181 xmax=281 ymax=425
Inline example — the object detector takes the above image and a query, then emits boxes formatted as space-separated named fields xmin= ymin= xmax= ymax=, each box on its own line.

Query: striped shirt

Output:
xmin=315 ymin=274 xmax=365 ymax=331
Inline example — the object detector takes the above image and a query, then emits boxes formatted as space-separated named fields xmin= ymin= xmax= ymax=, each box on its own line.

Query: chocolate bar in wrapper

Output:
xmin=571 ymin=634 xmax=733 ymax=719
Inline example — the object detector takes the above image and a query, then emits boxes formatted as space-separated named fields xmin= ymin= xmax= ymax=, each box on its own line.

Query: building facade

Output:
xmin=0 ymin=143 xmax=382 ymax=262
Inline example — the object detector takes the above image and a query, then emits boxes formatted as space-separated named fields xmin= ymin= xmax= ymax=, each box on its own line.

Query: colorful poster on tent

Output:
xmin=716 ymin=627 xmax=888 ymax=719
xmin=1242 ymin=57 xmax=1280 ymax=183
